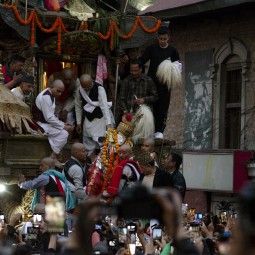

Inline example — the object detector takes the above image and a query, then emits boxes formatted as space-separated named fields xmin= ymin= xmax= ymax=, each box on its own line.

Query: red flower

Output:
xmin=125 ymin=113 xmax=133 ymax=121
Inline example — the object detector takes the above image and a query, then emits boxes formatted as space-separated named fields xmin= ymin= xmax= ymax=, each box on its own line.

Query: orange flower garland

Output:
xmin=102 ymin=129 xmax=119 ymax=167
xmin=5 ymin=4 xmax=161 ymax=52
xmin=113 ymin=129 xmax=119 ymax=151
xmin=98 ymin=16 xmax=161 ymax=50
xmin=101 ymin=129 xmax=121 ymax=192
xmin=4 ymin=4 xmax=69 ymax=54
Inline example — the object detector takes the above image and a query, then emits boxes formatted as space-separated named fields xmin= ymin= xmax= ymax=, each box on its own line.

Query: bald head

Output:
xmin=141 ymin=137 xmax=155 ymax=153
xmin=62 ymin=68 xmax=74 ymax=86
xmin=71 ymin=142 xmax=87 ymax=162
xmin=80 ymin=74 xmax=93 ymax=92
xmin=80 ymin=74 xmax=92 ymax=82
xmin=71 ymin=143 xmax=85 ymax=156
xmin=39 ymin=157 xmax=55 ymax=172
xmin=52 ymin=79 xmax=64 ymax=89
xmin=62 ymin=67 xmax=73 ymax=76
xmin=118 ymin=144 xmax=133 ymax=161
xmin=51 ymin=79 xmax=65 ymax=98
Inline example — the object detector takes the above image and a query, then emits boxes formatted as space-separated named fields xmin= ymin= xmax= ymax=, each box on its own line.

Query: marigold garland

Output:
xmin=101 ymin=129 xmax=121 ymax=192
xmin=101 ymin=152 xmax=120 ymax=192
xmin=98 ymin=16 xmax=161 ymax=50
xmin=102 ymin=129 xmax=119 ymax=167
xmin=5 ymin=4 xmax=69 ymax=54
xmin=5 ymin=4 xmax=161 ymax=52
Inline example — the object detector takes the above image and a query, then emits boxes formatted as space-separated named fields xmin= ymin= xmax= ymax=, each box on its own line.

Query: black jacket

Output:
xmin=139 ymin=167 xmax=172 ymax=188
xmin=169 ymin=169 xmax=186 ymax=199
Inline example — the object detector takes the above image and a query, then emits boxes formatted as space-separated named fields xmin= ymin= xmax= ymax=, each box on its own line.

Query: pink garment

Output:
xmin=92 ymin=231 xmax=100 ymax=247
xmin=95 ymin=54 xmax=108 ymax=85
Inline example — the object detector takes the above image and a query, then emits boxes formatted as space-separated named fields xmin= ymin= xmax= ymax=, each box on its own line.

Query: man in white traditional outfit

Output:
xmin=75 ymin=74 xmax=113 ymax=160
xmin=32 ymin=79 xmax=73 ymax=163
xmin=47 ymin=67 xmax=80 ymax=126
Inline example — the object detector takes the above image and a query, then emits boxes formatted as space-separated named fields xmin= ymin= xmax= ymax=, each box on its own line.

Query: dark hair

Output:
xmin=171 ymin=152 xmax=182 ymax=170
xmin=157 ymin=26 xmax=169 ymax=36
xmin=10 ymin=55 xmax=25 ymax=64
xmin=130 ymin=59 xmax=140 ymax=66
xmin=21 ymin=74 xmax=34 ymax=84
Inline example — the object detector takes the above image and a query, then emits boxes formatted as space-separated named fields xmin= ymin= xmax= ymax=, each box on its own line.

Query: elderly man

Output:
xmin=11 ymin=74 xmax=34 ymax=102
xmin=75 ymin=74 xmax=113 ymax=159
xmin=141 ymin=136 xmax=159 ymax=166
xmin=47 ymin=68 xmax=79 ymax=125
xmin=18 ymin=157 xmax=75 ymax=211
xmin=164 ymin=152 xmax=186 ymax=199
xmin=63 ymin=142 xmax=89 ymax=201
xmin=119 ymin=59 xmax=158 ymax=114
xmin=32 ymin=79 xmax=73 ymax=161
xmin=137 ymin=151 xmax=172 ymax=190
xmin=103 ymin=144 xmax=141 ymax=199
xmin=2 ymin=55 xmax=25 ymax=90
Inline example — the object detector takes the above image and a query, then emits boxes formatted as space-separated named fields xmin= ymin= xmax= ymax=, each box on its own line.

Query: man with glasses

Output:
xmin=119 ymin=59 xmax=158 ymax=115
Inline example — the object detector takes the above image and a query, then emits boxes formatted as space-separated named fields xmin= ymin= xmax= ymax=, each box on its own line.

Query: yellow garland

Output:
xmin=102 ymin=129 xmax=119 ymax=167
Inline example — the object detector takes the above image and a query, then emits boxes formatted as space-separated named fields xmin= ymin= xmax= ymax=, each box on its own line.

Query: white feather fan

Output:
xmin=156 ymin=59 xmax=182 ymax=90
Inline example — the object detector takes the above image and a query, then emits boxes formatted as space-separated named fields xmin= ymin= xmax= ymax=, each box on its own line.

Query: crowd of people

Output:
xmin=0 ymin=25 xmax=252 ymax=255
xmin=0 ymin=177 xmax=254 ymax=255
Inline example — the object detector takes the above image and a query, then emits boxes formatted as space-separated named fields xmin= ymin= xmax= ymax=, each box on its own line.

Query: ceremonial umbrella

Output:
xmin=0 ymin=85 xmax=40 ymax=134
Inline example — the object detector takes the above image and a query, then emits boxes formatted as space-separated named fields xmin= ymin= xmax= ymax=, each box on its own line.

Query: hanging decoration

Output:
xmin=98 ymin=16 xmax=161 ymax=50
xmin=5 ymin=4 xmax=68 ymax=54
xmin=4 ymin=4 xmax=161 ymax=53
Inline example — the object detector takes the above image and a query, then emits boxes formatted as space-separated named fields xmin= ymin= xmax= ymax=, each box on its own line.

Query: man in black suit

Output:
xmin=136 ymin=152 xmax=172 ymax=189
xmin=164 ymin=152 xmax=186 ymax=199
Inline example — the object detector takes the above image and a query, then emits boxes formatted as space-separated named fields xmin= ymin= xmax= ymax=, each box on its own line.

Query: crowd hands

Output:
xmin=1 ymin=182 xmax=254 ymax=255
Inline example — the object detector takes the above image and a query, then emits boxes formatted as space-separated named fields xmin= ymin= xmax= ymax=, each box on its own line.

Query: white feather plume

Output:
xmin=132 ymin=105 xmax=155 ymax=144
xmin=156 ymin=59 xmax=182 ymax=90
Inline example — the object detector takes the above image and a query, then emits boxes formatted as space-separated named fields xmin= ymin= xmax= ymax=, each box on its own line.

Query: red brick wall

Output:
xmin=161 ymin=6 xmax=255 ymax=211
xmin=164 ymin=7 xmax=255 ymax=149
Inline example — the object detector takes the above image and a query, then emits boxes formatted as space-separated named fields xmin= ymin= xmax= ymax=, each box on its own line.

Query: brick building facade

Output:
xmin=141 ymin=0 xmax=255 ymax=212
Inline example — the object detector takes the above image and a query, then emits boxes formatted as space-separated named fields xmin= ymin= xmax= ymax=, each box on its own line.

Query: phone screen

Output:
xmin=127 ymin=224 xmax=136 ymax=232
xmin=109 ymin=240 xmax=115 ymax=247
xmin=45 ymin=195 xmax=65 ymax=233
xmin=26 ymin=226 xmax=40 ymax=241
xmin=195 ymin=213 xmax=203 ymax=220
xmin=152 ymin=227 xmax=162 ymax=241
xmin=95 ymin=224 xmax=102 ymax=230
xmin=118 ymin=227 xmax=127 ymax=243
xmin=33 ymin=214 xmax=42 ymax=223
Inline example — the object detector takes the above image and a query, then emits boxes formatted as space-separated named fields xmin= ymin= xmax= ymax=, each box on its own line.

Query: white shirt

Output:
xmin=75 ymin=84 xmax=112 ymax=137
xmin=35 ymin=88 xmax=64 ymax=129
xmin=11 ymin=87 xmax=25 ymax=102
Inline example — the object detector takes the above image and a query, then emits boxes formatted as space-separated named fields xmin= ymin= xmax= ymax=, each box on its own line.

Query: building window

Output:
xmin=212 ymin=38 xmax=250 ymax=150
xmin=221 ymin=67 xmax=242 ymax=149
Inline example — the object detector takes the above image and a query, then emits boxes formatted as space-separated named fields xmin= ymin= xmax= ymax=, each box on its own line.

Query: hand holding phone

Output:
xmin=118 ymin=227 xmax=127 ymax=244
xmin=152 ymin=227 xmax=162 ymax=243
xmin=45 ymin=195 xmax=65 ymax=233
